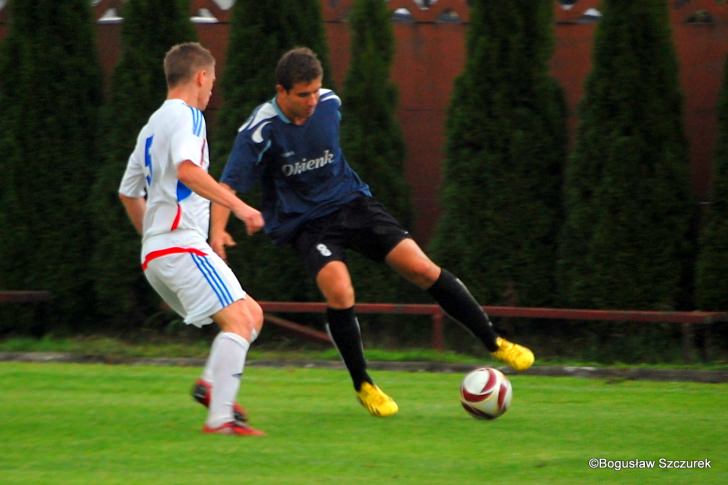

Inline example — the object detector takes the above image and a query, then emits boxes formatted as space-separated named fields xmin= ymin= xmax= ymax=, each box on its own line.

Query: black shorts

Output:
xmin=291 ymin=196 xmax=412 ymax=278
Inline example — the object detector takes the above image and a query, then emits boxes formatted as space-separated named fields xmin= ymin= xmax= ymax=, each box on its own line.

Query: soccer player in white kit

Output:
xmin=118 ymin=42 xmax=265 ymax=436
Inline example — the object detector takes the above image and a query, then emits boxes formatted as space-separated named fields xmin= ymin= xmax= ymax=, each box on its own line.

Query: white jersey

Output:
xmin=119 ymin=99 xmax=211 ymax=260
xmin=119 ymin=99 xmax=246 ymax=326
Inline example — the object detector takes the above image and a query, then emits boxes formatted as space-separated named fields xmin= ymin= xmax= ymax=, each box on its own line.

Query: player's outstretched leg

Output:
xmin=427 ymin=269 xmax=534 ymax=371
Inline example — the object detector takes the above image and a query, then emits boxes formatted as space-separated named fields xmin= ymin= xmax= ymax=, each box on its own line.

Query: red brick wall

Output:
xmin=2 ymin=0 xmax=728 ymax=241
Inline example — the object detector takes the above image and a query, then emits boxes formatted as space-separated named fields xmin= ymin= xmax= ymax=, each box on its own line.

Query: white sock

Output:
xmin=201 ymin=332 xmax=225 ymax=384
xmin=205 ymin=332 xmax=250 ymax=428
xmin=202 ymin=330 xmax=258 ymax=383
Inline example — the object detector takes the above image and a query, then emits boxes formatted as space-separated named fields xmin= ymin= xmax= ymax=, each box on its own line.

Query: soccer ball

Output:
xmin=459 ymin=367 xmax=512 ymax=420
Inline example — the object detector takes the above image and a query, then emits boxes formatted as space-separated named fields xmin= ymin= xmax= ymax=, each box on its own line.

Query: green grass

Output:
xmin=2 ymin=335 xmax=726 ymax=369
xmin=0 ymin=336 xmax=213 ymax=359
xmin=0 ymin=363 xmax=726 ymax=484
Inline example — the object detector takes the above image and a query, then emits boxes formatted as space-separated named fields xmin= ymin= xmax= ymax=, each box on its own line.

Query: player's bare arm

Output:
xmin=210 ymin=183 xmax=238 ymax=260
xmin=177 ymin=161 xmax=264 ymax=237
xmin=119 ymin=194 xmax=146 ymax=235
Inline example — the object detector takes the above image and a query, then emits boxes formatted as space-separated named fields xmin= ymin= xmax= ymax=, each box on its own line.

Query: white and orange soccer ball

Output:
xmin=459 ymin=367 xmax=513 ymax=420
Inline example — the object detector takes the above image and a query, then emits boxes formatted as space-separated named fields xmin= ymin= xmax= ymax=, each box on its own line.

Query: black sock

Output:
xmin=326 ymin=307 xmax=372 ymax=391
xmin=427 ymin=269 xmax=499 ymax=351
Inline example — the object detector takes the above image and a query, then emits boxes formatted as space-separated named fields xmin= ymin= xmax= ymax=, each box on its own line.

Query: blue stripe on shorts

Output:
xmin=191 ymin=253 xmax=233 ymax=307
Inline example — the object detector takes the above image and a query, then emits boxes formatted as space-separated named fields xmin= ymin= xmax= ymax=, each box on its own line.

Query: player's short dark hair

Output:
xmin=275 ymin=47 xmax=323 ymax=91
xmin=163 ymin=42 xmax=215 ymax=88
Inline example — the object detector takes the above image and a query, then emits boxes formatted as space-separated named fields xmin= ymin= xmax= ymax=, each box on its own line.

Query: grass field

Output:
xmin=1 ymin=362 xmax=725 ymax=484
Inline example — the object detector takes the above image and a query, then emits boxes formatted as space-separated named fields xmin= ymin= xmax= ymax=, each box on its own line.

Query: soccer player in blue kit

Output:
xmin=211 ymin=47 xmax=534 ymax=417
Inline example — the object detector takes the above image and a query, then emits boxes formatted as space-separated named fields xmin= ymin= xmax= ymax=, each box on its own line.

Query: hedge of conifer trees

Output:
xmin=0 ymin=0 xmax=725 ymax=361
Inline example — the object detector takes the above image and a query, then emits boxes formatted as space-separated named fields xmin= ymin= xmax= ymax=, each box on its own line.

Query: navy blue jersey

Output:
xmin=221 ymin=89 xmax=371 ymax=244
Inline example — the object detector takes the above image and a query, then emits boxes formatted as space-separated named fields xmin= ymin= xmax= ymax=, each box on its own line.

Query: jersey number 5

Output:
xmin=144 ymin=135 xmax=154 ymax=187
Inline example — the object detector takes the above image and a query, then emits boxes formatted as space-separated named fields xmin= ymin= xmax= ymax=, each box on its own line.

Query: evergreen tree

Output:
xmin=430 ymin=0 xmax=566 ymax=308
xmin=339 ymin=0 xmax=415 ymax=308
xmin=90 ymin=0 xmax=196 ymax=328
xmin=695 ymin=55 xmax=728 ymax=311
xmin=557 ymin=0 xmax=693 ymax=310
xmin=209 ymin=0 xmax=332 ymax=303
xmin=0 ymin=30 xmax=31 ymax=333
xmin=0 ymin=0 xmax=103 ymax=332
xmin=342 ymin=0 xmax=410 ymax=225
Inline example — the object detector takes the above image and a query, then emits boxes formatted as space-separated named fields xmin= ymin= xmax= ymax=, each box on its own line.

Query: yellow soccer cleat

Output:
xmin=356 ymin=382 xmax=399 ymax=417
xmin=491 ymin=337 xmax=535 ymax=372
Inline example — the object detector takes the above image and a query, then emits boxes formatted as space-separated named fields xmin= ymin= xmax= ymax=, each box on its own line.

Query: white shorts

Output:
xmin=142 ymin=243 xmax=246 ymax=327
